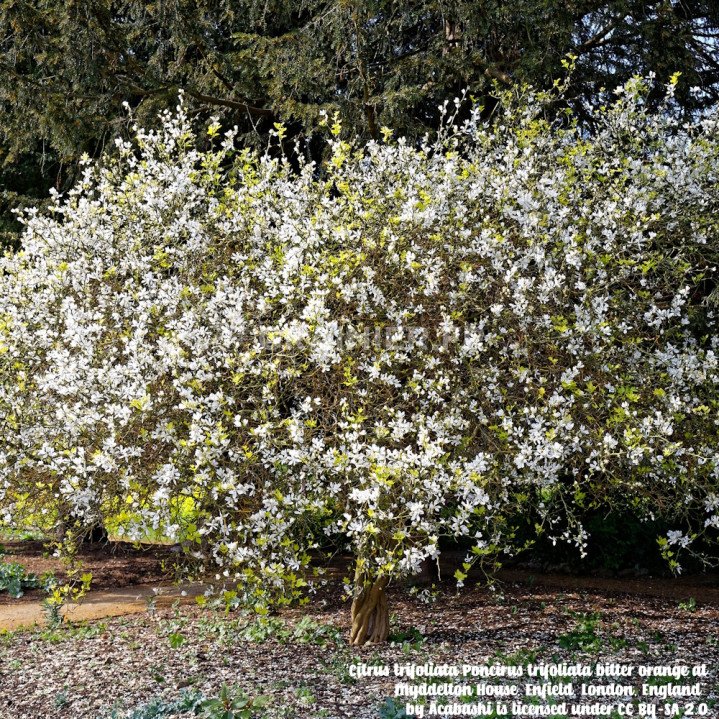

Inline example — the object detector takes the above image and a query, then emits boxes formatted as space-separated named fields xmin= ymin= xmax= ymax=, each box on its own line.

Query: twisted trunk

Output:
xmin=350 ymin=569 xmax=389 ymax=645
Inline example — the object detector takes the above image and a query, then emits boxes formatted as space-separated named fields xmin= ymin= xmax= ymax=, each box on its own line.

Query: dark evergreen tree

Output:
xmin=2 ymin=1 xmax=719 ymax=239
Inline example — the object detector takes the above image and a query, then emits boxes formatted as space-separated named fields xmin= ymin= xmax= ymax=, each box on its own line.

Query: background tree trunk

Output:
xmin=56 ymin=516 xmax=108 ymax=545
xmin=409 ymin=556 xmax=440 ymax=586
xmin=81 ymin=524 xmax=109 ymax=544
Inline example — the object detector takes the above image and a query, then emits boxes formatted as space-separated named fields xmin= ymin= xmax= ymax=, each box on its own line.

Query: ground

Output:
xmin=0 ymin=540 xmax=177 ymax=605
xmin=0 ymin=542 xmax=718 ymax=719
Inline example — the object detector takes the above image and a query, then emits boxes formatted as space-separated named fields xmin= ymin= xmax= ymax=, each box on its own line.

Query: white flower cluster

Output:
xmin=0 ymin=78 xmax=717 ymax=599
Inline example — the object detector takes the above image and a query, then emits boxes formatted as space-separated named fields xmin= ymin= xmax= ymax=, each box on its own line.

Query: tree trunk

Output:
xmin=57 ymin=517 xmax=108 ymax=545
xmin=444 ymin=19 xmax=461 ymax=54
xmin=408 ymin=556 xmax=439 ymax=586
xmin=81 ymin=524 xmax=109 ymax=544
xmin=350 ymin=571 xmax=390 ymax=645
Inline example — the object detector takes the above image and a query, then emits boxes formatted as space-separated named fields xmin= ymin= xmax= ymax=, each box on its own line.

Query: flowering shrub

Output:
xmin=1 ymin=77 xmax=718 ymax=643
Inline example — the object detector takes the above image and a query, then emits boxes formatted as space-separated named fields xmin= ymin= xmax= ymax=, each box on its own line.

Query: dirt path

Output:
xmin=0 ymin=539 xmax=176 ymax=604
xmin=497 ymin=568 xmax=719 ymax=603
xmin=1 ymin=566 xmax=717 ymax=632
xmin=0 ymin=582 xmax=205 ymax=631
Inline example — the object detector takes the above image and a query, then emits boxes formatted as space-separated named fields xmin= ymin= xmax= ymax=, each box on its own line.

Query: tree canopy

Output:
xmin=1 ymin=79 xmax=718 ymax=643
xmin=2 ymin=0 xmax=719 ymax=237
